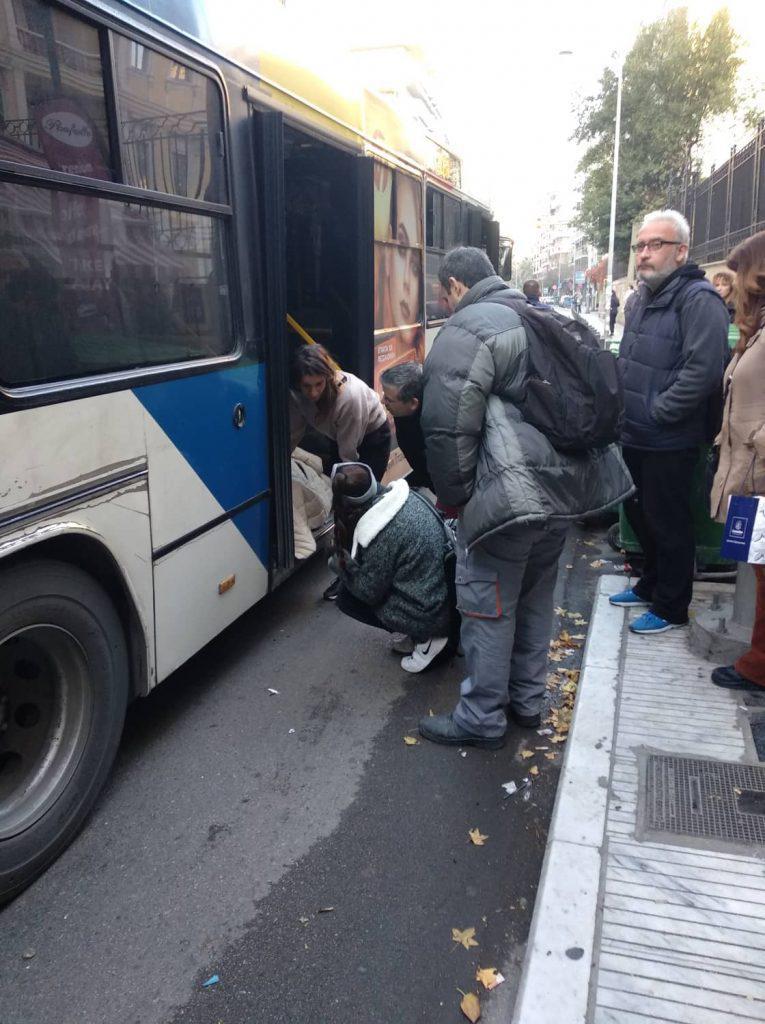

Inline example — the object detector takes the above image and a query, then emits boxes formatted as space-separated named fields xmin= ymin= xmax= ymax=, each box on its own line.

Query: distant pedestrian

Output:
xmin=712 ymin=269 xmax=740 ymax=351
xmin=380 ymin=362 xmax=433 ymax=493
xmin=609 ymin=288 xmax=620 ymax=336
xmin=611 ymin=209 xmax=729 ymax=634
xmin=709 ymin=231 xmax=765 ymax=693
xmin=418 ymin=247 xmax=633 ymax=748
xmin=623 ymin=283 xmax=639 ymax=327
xmin=522 ymin=279 xmax=552 ymax=310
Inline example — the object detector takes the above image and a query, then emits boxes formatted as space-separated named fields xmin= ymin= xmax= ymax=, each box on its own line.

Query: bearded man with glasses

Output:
xmin=610 ymin=209 xmax=729 ymax=635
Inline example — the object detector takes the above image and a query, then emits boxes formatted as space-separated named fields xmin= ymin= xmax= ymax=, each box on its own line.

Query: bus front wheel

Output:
xmin=0 ymin=560 xmax=128 ymax=903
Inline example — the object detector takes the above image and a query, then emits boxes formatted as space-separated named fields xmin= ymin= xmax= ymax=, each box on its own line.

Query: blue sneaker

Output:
xmin=609 ymin=588 xmax=650 ymax=608
xmin=629 ymin=611 xmax=684 ymax=635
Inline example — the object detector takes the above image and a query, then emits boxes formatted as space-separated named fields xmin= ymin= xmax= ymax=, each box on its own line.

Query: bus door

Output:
xmin=250 ymin=107 xmax=375 ymax=580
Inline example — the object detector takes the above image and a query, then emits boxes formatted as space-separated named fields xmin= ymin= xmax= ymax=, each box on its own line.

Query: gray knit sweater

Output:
xmin=338 ymin=480 xmax=451 ymax=642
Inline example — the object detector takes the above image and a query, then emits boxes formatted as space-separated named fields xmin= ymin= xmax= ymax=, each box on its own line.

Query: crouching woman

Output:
xmin=330 ymin=463 xmax=453 ymax=673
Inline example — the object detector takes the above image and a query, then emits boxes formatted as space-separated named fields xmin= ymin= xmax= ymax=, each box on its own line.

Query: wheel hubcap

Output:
xmin=0 ymin=625 xmax=93 ymax=839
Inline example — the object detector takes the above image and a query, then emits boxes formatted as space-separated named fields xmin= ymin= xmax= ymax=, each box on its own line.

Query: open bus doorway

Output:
xmin=283 ymin=126 xmax=373 ymax=381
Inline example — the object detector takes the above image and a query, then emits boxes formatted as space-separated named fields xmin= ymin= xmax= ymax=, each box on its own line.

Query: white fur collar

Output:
xmin=351 ymin=478 xmax=409 ymax=557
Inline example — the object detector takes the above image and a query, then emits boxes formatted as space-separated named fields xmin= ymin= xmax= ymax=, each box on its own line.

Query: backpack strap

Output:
xmin=408 ymin=489 xmax=456 ymax=552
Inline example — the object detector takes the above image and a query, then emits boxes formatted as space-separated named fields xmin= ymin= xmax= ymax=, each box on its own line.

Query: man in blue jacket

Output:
xmin=611 ymin=209 xmax=728 ymax=634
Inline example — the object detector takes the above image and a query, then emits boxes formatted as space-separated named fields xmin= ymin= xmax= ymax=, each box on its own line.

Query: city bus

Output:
xmin=0 ymin=0 xmax=500 ymax=900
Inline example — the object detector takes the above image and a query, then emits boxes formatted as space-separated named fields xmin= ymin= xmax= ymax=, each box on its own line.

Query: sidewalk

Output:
xmin=579 ymin=311 xmax=623 ymax=352
xmin=512 ymin=576 xmax=765 ymax=1024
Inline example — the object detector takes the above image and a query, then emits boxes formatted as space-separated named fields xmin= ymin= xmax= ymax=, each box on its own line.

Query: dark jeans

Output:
xmin=358 ymin=422 xmax=392 ymax=481
xmin=320 ymin=422 xmax=392 ymax=482
xmin=622 ymin=446 xmax=698 ymax=624
xmin=336 ymin=586 xmax=387 ymax=632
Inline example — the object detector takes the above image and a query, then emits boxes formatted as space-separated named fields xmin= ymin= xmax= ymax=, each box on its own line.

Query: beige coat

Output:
xmin=289 ymin=371 xmax=387 ymax=462
xmin=710 ymin=317 xmax=765 ymax=523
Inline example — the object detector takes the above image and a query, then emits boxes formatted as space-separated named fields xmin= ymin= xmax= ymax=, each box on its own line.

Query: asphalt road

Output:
xmin=0 ymin=522 xmax=617 ymax=1024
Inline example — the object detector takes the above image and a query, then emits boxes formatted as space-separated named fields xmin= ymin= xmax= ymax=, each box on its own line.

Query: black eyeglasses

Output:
xmin=631 ymin=239 xmax=684 ymax=254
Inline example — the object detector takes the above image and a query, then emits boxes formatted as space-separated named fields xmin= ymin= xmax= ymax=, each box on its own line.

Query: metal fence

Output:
xmin=667 ymin=121 xmax=765 ymax=264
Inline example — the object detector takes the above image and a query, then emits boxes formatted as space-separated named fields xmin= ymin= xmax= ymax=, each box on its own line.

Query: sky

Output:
xmin=218 ymin=0 xmax=765 ymax=255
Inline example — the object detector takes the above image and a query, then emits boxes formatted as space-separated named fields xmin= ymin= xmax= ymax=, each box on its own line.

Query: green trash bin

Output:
xmin=614 ymin=446 xmax=735 ymax=571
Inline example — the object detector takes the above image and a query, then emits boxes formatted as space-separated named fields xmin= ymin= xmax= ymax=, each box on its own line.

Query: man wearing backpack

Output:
xmin=417 ymin=247 xmax=633 ymax=749
xmin=611 ymin=209 xmax=729 ymax=635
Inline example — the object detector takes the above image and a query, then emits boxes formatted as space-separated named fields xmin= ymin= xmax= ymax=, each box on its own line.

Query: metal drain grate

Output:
xmin=642 ymin=754 xmax=765 ymax=847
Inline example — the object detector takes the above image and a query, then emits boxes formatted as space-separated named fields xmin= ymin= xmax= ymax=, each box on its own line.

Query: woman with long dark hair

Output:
xmin=709 ymin=230 xmax=765 ymax=693
xmin=291 ymin=344 xmax=391 ymax=599
xmin=290 ymin=344 xmax=391 ymax=482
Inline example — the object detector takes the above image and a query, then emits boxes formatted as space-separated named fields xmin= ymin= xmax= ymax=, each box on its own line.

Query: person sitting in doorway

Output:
xmin=330 ymin=463 xmax=452 ymax=673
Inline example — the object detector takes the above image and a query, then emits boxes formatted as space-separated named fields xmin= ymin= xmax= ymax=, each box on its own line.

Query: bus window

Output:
xmin=113 ymin=38 xmax=227 ymax=203
xmin=443 ymin=195 xmax=461 ymax=250
xmin=0 ymin=182 xmax=234 ymax=387
xmin=0 ymin=0 xmax=114 ymax=179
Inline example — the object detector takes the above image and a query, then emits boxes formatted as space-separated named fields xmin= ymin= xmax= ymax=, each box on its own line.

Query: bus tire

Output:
xmin=0 ymin=560 xmax=128 ymax=904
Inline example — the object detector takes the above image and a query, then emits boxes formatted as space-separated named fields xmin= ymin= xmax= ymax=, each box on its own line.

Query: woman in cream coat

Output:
xmin=710 ymin=230 xmax=765 ymax=692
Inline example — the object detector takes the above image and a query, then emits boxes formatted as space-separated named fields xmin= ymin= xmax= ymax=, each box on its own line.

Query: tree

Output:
xmin=511 ymin=255 xmax=535 ymax=291
xmin=574 ymin=8 xmax=741 ymax=269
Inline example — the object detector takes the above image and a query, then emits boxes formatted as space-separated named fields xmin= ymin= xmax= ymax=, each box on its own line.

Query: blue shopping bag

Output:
xmin=721 ymin=494 xmax=765 ymax=563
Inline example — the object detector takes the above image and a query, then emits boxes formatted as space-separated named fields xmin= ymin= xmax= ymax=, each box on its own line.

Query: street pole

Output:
xmin=602 ymin=55 xmax=623 ymax=343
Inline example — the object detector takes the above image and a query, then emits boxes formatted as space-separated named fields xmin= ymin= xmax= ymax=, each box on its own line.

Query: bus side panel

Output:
xmin=133 ymin=362 xmax=271 ymax=682
xmin=0 ymin=393 xmax=156 ymax=686
xmin=134 ymin=363 xmax=270 ymax=550
xmin=152 ymin=503 xmax=268 ymax=680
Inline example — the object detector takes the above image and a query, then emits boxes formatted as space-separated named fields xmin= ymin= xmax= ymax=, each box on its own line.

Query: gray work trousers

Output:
xmin=452 ymin=521 xmax=568 ymax=737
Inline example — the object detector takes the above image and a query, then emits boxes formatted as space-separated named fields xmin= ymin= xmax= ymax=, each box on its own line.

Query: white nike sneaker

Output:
xmin=401 ymin=636 xmax=449 ymax=674
xmin=390 ymin=632 xmax=414 ymax=654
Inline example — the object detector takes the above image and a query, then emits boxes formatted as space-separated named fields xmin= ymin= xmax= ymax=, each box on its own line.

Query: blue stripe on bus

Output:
xmin=133 ymin=362 xmax=270 ymax=562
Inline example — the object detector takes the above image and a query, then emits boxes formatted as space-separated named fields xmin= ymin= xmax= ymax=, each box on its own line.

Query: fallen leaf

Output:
xmin=266 ymin=687 xmax=280 ymax=695
xmin=521 ymin=750 xmax=534 ymax=760
xmin=459 ymin=991 xmax=481 ymax=1022
xmin=501 ymin=780 xmax=518 ymax=796
xmin=318 ymin=906 xmax=335 ymax=913
xmin=554 ymin=606 xmax=568 ymax=616
xmin=452 ymin=927 xmax=479 ymax=950
xmin=583 ymin=540 xmax=597 ymax=547
xmin=476 ymin=967 xmax=499 ymax=990
xmin=551 ymin=734 xmax=567 ymax=743
xmin=589 ymin=559 xmax=606 ymax=569
xmin=565 ymin=563 xmax=574 ymax=569
xmin=476 ymin=967 xmax=505 ymax=991
xmin=529 ymin=765 xmax=539 ymax=776
xmin=734 ymin=786 xmax=742 ymax=795
xmin=298 ymin=916 xmax=309 ymax=925
xmin=545 ymin=752 xmax=557 ymax=761
xmin=403 ymin=735 xmax=419 ymax=746
xmin=468 ymin=828 xmax=488 ymax=846
xmin=571 ymin=633 xmax=586 ymax=640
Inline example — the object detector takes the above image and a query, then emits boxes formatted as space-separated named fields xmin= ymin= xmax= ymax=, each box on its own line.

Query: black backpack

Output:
xmin=487 ymin=296 xmax=624 ymax=451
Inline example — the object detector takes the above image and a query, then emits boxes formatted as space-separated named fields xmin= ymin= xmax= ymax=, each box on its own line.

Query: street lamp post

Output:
xmin=602 ymin=55 xmax=623 ymax=343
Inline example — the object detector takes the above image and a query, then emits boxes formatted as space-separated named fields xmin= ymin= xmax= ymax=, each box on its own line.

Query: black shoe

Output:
xmin=418 ymin=713 xmax=505 ymax=749
xmin=323 ymin=577 xmax=342 ymax=601
xmin=509 ymin=708 xmax=542 ymax=729
xmin=711 ymin=665 xmax=763 ymax=691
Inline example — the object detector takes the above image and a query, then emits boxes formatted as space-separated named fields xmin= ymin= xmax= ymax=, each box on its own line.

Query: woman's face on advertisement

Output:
xmin=388 ymin=245 xmax=422 ymax=330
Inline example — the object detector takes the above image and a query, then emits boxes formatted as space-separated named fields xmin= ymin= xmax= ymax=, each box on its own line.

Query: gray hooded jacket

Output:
xmin=421 ymin=276 xmax=634 ymax=549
